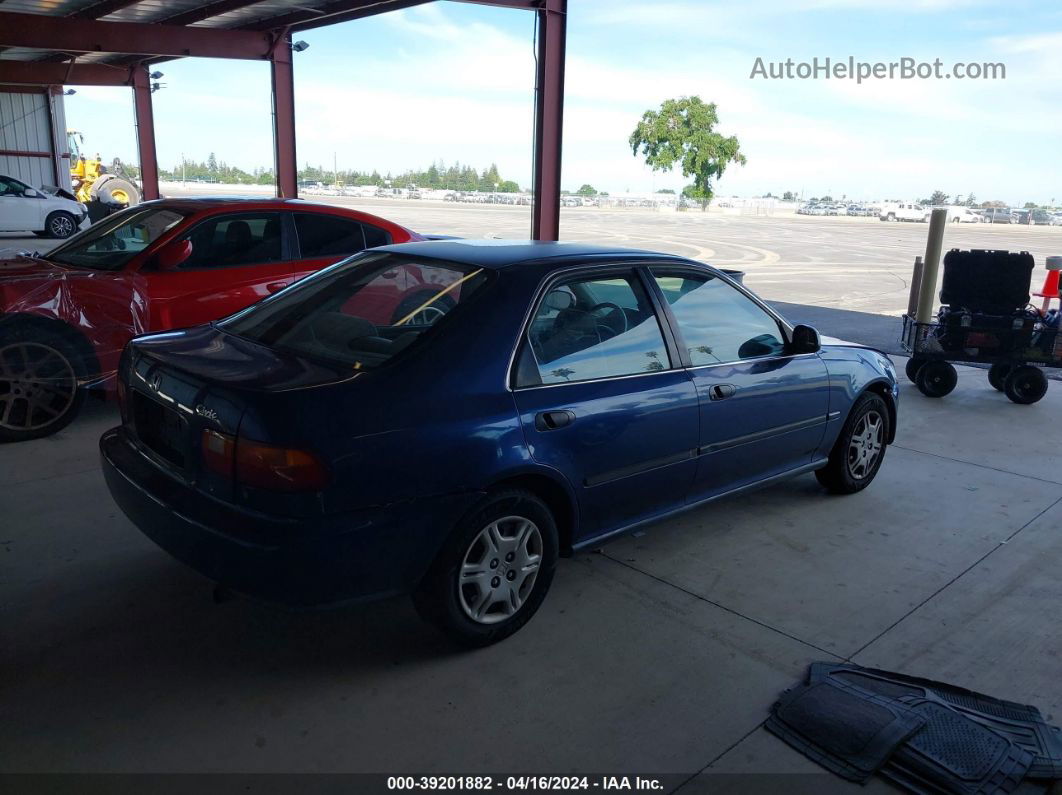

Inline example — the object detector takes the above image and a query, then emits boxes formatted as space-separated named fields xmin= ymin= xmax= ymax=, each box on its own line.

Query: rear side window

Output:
xmin=523 ymin=274 xmax=670 ymax=386
xmin=180 ymin=212 xmax=283 ymax=268
xmin=363 ymin=224 xmax=392 ymax=248
xmin=221 ymin=253 xmax=490 ymax=369
xmin=295 ymin=213 xmax=373 ymax=257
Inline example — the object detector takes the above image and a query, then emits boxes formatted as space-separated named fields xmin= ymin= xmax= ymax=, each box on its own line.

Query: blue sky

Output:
xmin=67 ymin=0 xmax=1062 ymax=204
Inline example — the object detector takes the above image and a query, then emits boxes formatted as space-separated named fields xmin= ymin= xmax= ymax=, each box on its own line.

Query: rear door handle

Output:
xmin=709 ymin=384 xmax=736 ymax=401
xmin=535 ymin=410 xmax=575 ymax=431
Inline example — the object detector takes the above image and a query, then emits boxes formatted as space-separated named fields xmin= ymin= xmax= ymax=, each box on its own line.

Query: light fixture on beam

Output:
xmin=292 ymin=40 xmax=309 ymax=53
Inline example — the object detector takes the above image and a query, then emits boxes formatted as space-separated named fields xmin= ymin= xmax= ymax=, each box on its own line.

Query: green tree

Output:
xmin=207 ymin=152 xmax=218 ymax=175
xmin=629 ymin=96 xmax=745 ymax=210
xmin=1024 ymin=201 xmax=1037 ymax=209
xmin=965 ymin=192 xmax=976 ymax=207
xmin=576 ymin=184 xmax=597 ymax=196
xmin=656 ymin=188 xmax=675 ymax=194
xmin=497 ymin=180 xmax=520 ymax=193
xmin=783 ymin=190 xmax=795 ymax=201
xmin=926 ymin=190 xmax=949 ymax=206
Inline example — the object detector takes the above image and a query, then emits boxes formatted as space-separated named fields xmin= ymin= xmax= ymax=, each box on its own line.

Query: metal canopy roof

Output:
xmin=0 ymin=1 xmax=537 ymax=64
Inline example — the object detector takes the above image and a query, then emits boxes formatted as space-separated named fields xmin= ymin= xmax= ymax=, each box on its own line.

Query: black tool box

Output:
xmin=940 ymin=249 xmax=1034 ymax=314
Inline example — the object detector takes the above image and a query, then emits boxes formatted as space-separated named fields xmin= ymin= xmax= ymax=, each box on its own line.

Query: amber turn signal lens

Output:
xmin=235 ymin=438 xmax=329 ymax=493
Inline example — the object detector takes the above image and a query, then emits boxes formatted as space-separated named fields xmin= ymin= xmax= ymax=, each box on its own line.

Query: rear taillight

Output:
xmin=236 ymin=439 xmax=330 ymax=492
xmin=200 ymin=429 xmax=328 ymax=492
xmin=201 ymin=429 xmax=236 ymax=478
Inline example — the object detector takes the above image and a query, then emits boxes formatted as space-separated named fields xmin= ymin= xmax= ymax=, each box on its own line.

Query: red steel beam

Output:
xmin=531 ymin=0 xmax=566 ymax=241
xmin=0 ymin=60 xmax=134 ymax=86
xmin=131 ymin=67 xmax=160 ymax=201
xmin=0 ymin=11 xmax=274 ymax=60
xmin=270 ymin=38 xmax=298 ymax=199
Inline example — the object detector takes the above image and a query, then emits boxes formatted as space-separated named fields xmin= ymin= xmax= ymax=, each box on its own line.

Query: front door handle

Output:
xmin=266 ymin=281 xmax=288 ymax=294
xmin=535 ymin=410 xmax=575 ymax=431
xmin=709 ymin=384 xmax=736 ymax=401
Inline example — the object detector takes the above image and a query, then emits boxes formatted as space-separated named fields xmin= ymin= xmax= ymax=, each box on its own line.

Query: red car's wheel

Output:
xmin=0 ymin=326 xmax=86 ymax=442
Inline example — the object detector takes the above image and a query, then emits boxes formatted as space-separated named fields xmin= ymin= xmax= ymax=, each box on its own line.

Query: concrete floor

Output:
xmin=2 ymin=358 xmax=1060 ymax=789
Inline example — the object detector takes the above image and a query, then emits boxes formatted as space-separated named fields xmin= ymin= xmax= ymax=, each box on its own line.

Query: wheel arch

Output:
xmin=485 ymin=470 xmax=579 ymax=556
xmin=863 ymin=379 xmax=897 ymax=444
xmin=0 ymin=312 xmax=100 ymax=381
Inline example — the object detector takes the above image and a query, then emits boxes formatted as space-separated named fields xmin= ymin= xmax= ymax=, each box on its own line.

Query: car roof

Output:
xmin=371 ymin=239 xmax=694 ymax=270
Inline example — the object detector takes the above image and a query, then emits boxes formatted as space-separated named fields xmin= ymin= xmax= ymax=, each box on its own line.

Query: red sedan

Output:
xmin=0 ymin=197 xmax=422 ymax=441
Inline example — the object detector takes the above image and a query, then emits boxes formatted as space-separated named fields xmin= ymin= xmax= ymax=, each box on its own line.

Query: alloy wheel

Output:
xmin=847 ymin=410 xmax=883 ymax=480
xmin=458 ymin=515 xmax=543 ymax=624
xmin=50 ymin=215 xmax=75 ymax=237
xmin=0 ymin=342 xmax=78 ymax=432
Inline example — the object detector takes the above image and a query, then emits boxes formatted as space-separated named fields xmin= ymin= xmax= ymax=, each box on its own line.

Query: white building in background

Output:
xmin=0 ymin=87 xmax=72 ymax=191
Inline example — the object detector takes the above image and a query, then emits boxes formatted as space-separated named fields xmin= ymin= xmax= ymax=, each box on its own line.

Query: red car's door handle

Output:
xmin=266 ymin=281 xmax=287 ymax=294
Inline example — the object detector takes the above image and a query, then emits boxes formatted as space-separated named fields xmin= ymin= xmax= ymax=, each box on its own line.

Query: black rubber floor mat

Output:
xmin=883 ymin=699 xmax=1033 ymax=795
xmin=765 ymin=678 xmax=926 ymax=783
xmin=808 ymin=663 xmax=1062 ymax=779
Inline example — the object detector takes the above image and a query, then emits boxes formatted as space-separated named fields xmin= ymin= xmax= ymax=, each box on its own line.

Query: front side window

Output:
xmin=221 ymin=253 xmax=489 ymax=369
xmin=0 ymin=176 xmax=30 ymax=196
xmin=526 ymin=273 xmax=670 ymax=385
xmin=652 ymin=270 xmax=787 ymax=365
xmin=179 ymin=212 xmax=283 ymax=268
xmin=46 ymin=206 xmax=189 ymax=271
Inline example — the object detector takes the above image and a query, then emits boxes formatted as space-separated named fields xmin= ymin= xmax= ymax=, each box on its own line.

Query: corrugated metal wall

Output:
xmin=0 ymin=89 xmax=70 ymax=190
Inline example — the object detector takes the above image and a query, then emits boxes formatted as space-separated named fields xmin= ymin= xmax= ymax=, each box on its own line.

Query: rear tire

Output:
xmin=0 ymin=324 xmax=86 ymax=442
xmin=1003 ymin=365 xmax=1048 ymax=405
xmin=815 ymin=392 xmax=890 ymax=494
xmin=916 ymin=360 xmax=957 ymax=398
xmin=413 ymin=489 xmax=558 ymax=647
xmin=44 ymin=211 xmax=78 ymax=239
xmin=904 ymin=357 xmax=926 ymax=383
xmin=988 ymin=363 xmax=1012 ymax=392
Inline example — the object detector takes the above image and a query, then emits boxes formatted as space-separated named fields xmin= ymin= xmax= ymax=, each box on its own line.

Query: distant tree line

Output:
xmin=158 ymin=155 xmax=522 ymax=192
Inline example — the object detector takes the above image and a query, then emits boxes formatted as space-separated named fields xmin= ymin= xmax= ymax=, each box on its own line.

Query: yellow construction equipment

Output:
xmin=67 ymin=130 xmax=141 ymax=220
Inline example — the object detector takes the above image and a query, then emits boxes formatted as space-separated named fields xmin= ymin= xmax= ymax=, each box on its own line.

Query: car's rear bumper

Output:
xmin=100 ymin=427 xmax=478 ymax=607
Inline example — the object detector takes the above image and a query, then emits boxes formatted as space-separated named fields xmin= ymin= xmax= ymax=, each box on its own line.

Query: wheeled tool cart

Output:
xmin=902 ymin=248 xmax=1061 ymax=404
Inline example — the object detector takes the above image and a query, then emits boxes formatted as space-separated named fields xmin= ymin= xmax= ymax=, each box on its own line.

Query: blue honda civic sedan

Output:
xmin=101 ymin=241 xmax=898 ymax=645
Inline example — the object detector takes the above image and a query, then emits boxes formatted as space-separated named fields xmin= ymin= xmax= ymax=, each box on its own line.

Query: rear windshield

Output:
xmin=220 ymin=252 xmax=490 ymax=369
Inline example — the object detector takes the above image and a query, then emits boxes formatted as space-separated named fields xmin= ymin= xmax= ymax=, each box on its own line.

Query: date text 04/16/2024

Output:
xmin=386 ymin=776 xmax=665 ymax=791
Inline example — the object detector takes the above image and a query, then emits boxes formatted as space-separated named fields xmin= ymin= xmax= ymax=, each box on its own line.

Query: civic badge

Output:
xmin=195 ymin=405 xmax=219 ymax=422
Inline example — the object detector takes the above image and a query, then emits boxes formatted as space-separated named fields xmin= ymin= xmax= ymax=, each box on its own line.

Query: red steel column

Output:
xmin=271 ymin=38 xmax=298 ymax=199
xmin=531 ymin=0 xmax=566 ymax=241
xmin=131 ymin=66 xmax=160 ymax=200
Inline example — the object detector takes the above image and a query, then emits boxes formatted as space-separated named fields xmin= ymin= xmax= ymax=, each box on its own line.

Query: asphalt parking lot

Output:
xmin=5 ymin=194 xmax=1059 ymax=320
xmin=2 ymin=358 xmax=1060 ymax=787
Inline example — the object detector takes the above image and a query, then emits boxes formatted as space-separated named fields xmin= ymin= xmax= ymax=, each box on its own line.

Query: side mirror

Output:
xmin=23 ymin=188 xmax=40 ymax=198
xmin=156 ymin=239 xmax=192 ymax=271
xmin=790 ymin=324 xmax=821 ymax=354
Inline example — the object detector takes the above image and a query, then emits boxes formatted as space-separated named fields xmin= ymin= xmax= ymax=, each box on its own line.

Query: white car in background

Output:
xmin=879 ymin=202 xmax=929 ymax=222
xmin=0 ymin=174 xmax=87 ymax=238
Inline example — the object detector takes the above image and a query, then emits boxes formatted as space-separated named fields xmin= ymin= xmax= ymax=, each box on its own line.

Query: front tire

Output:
xmin=1003 ymin=365 xmax=1048 ymax=405
xmin=0 ymin=325 xmax=86 ymax=442
xmin=413 ymin=489 xmax=559 ymax=647
xmin=916 ymin=360 xmax=958 ymax=398
xmin=815 ymin=392 xmax=889 ymax=494
xmin=44 ymin=211 xmax=78 ymax=239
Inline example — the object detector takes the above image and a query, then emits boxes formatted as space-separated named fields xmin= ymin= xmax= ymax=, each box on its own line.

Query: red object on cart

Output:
xmin=1034 ymin=270 xmax=1060 ymax=310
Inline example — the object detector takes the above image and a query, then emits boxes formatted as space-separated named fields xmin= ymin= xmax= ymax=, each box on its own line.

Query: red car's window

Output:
xmin=294 ymin=213 xmax=368 ymax=258
xmin=179 ymin=212 xmax=283 ymax=269
xmin=220 ymin=252 xmax=490 ymax=369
